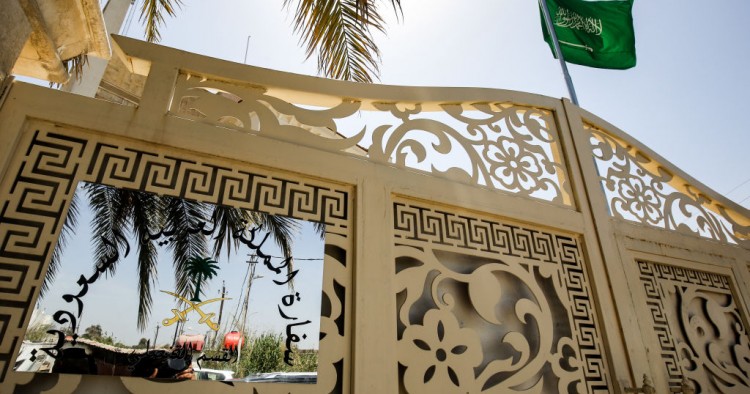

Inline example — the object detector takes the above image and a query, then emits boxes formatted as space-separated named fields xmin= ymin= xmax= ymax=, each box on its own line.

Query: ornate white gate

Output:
xmin=0 ymin=36 xmax=748 ymax=393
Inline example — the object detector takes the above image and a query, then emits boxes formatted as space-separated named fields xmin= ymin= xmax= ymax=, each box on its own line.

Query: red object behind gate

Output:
xmin=223 ymin=331 xmax=244 ymax=350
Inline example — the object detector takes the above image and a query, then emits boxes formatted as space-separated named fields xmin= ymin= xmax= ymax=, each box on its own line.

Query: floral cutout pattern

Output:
xmin=400 ymin=309 xmax=482 ymax=391
xmin=171 ymin=74 xmax=573 ymax=207
xmin=587 ymin=123 xmax=750 ymax=247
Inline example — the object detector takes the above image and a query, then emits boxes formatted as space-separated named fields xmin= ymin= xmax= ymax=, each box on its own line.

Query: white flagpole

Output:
xmin=539 ymin=0 xmax=580 ymax=105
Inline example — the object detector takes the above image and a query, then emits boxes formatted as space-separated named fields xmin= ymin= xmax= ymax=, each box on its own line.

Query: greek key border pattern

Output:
xmin=393 ymin=201 xmax=610 ymax=392
xmin=637 ymin=260 xmax=737 ymax=387
xmin=0 ymin=127 xmax=351 ymax=385
xmin=85 ymin=145 xmax=349 ymax=231
xmin=638 ymin=260 xmax=729 ymax=290
xmin=637 ymin=261 xmax=682 ymax=384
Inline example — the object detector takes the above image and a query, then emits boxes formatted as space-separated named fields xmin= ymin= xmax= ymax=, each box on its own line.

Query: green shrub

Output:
xmin=244 ymin=332 xmax=283 ymax=373
xmin=283 ymin=348 xmax=318 ymax=372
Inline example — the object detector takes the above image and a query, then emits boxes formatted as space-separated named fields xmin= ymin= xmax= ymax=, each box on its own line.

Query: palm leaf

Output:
xmin=139 ymin=0 xmax=183 ymax=43
xmin=210 ymin=205 xmax=251 ymax=260
xmin=249 ymin=211 xmax=299 ymax=262
xmin=130 ymin=190 xmax=162 ymax=330
xmin=204 ymin=262 xmax=220 ymax=278
xmin=312 ymin=221 xmax=326 ymax=239
xmin=211 ymin=206 xmax=302 ymax=269
xmin=40 ymin=191 xmax=80 ymax=297
xmin=162 ymin=197 xmax=209 ymax=299
xmin=84 ymin=184 xmax=133 ymax=277
xmin=354 ymin=0 xmax=402 ymax=22
xmin=137 ymin=0 xmax=399 ymax=81
xmin=286 ymin=0 xmax=391 ymax=83
xmin=248 ymin=211 xmax=299 ymax=289
xmin=85 ymin=184 xmax=162 ymax=329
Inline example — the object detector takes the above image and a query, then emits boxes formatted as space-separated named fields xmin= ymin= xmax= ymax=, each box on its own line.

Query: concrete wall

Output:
xmin=0 ymin=1 xmax=31 ymax=81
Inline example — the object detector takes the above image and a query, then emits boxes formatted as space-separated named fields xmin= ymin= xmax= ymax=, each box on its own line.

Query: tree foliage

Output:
xmin=135 ymin=337 xmax=150 ymax=349
xmin=42 ymin=183 xmax=299 ymax=332
xmin=79 ymin=324 xmax=128 ymax=347
xmin=284 ymin=348 xmax=318 ymax=372
xmin=81 ymin=324 xmax=104 ymax=340
xmin=25 ymin=323 xmax=54 ymax=343
xmin=138 ymin=0 xmax=402 ymax=83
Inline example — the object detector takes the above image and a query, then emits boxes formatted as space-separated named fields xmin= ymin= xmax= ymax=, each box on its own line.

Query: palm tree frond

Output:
xmin=355 ymin=0 xmax=402 ymax=22
xmin=312 ymin=221 xmax=326 ymax=239
xmin=40 ymin=191 xmax=81 ymax=298
xmin=250 ymin=212 xmax=299 ymax=261
xmin=286 ymin=0 xmax=386 ymax=83
xmin=163 ymin=197 xmax=209 ymax=299
xmin=139 ymin=0 xmax=183 ymax=43
xmin=130 ymin=190 xmax=162 ymax=330
xmin=210 ymin=205 xmax=251 ymax=260
xmin=135 ymin=238 xmax=158 ymax=330
xmin=50 ymin=54 xmax=89 ymax=88
xmin=84 ymin=183 xmax=134 ymax=277
xmin=249 ymin=211 xmax=299 ymax=289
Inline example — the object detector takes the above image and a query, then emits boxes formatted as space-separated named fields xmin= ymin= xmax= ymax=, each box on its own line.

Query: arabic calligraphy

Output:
xmin=148 ymin=218 xmax=315 ymax=366
xmin=234 ymin=224 xmax=313 ymax=366
xmin=30 ymin=233 xmax=128 ymax=362
xmin=195 ymin=349 xmax=238 ymax=369
xmin=37 ymin=205 xmax=316 ymax=375
xmin=143 ymin=219 xmax=216 ymax=246
xmin=123 ymin=340 xmax=199 ymax=378
xmin=264 ymin=270 xmax=311 ymax=365
xmin=554 ymin=7 xmax=603 ymax=36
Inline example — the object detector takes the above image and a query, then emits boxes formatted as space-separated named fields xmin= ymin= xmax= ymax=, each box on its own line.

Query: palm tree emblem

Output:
xmin=186 ymin=256 xmax=219 ymax=302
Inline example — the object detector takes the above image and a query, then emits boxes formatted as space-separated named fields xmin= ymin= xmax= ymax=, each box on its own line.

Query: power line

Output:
xmin=725 ymin=175 xmax=750 ymax=196
xmin=247 ymin=253 xmax=323 ymax=261
xmin=228 ymin=261 xmax=251 ymax=331
xmin=121 ymin=0 xmax=138 ymax=37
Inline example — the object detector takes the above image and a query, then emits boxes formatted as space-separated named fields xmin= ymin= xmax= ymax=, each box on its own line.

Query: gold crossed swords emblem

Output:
xmin=160 ymin=290 xmax=231 ymax=331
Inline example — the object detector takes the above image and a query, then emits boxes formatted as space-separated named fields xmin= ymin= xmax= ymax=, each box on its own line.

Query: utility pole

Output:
xmin=171 ymin=320 xmax=180 ymax=347
xmin=212 ymin=281 xmax=227 ymax=348
xmin=235 ymin=254 xmax=262 ymax=373
xmin=153 ymin=325 xmax=160 ymax=348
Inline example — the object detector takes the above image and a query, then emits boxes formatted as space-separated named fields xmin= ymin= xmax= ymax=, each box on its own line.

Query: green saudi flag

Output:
xmin=541 ymin=0 xmax=636 ymax=69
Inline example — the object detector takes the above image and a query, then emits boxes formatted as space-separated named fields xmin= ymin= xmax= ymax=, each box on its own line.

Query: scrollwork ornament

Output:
xmin=672 ymin=285 xmax=750 ymax=392
xmin=587 ymin=124 xmax=750 ymax=245
xmin=396 ymin=242 xmax=592 ymax=392
xmin=172 ymin=73 xmax=573 ymax=206
xmin=640 ymin=261 xmax=750 ymax=392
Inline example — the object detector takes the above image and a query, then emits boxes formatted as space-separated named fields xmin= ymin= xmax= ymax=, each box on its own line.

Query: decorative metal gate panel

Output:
xmin=0 ymin=36 xmax=748 ymax=393
xmin=638 ymin=261 xmax=750 ymax=392
xmin=0 ymin=123 xmax=353 ymax=393
xmin=393 ymin=199 xmax=608 ymax=392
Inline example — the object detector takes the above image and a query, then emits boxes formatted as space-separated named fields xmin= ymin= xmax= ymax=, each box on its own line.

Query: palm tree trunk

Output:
xmin=191 ymin=273 xmax=202 ymax=302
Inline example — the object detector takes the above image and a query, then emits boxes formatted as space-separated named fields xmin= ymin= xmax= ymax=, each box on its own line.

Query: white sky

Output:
xmin=116 ymin=0 xmax=750 ymax=208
